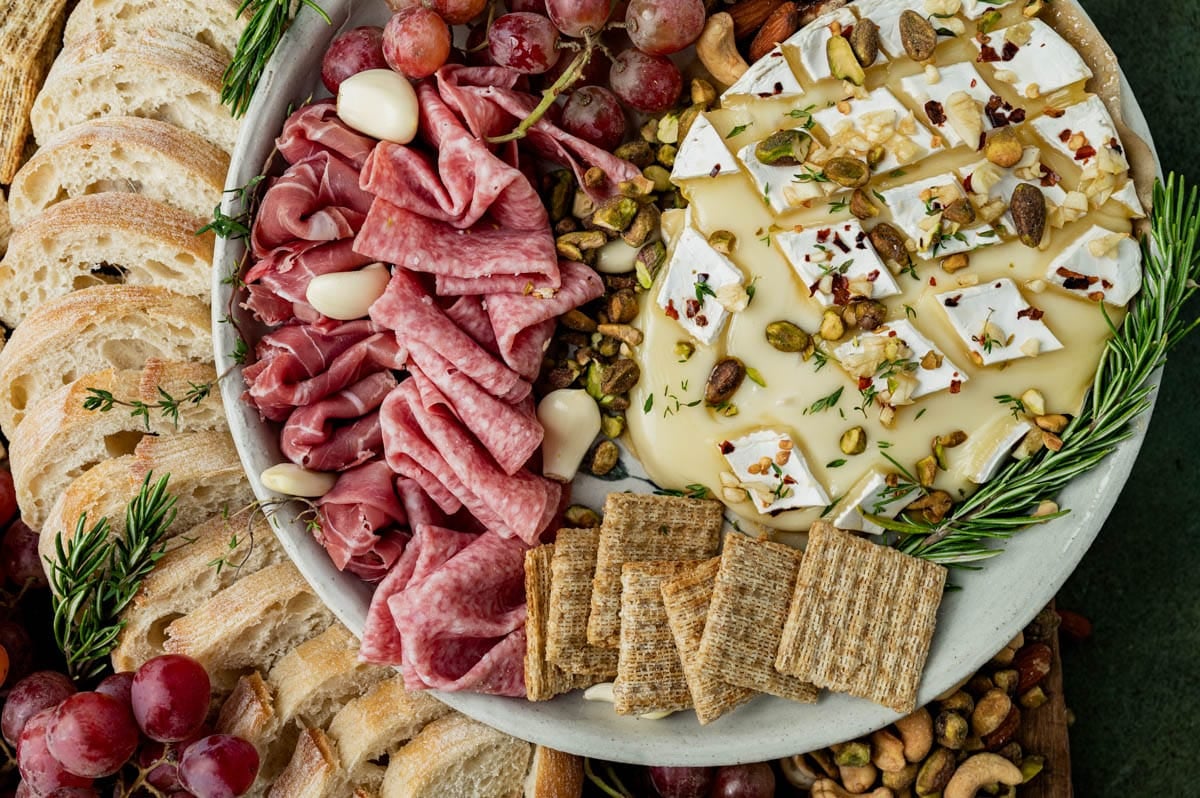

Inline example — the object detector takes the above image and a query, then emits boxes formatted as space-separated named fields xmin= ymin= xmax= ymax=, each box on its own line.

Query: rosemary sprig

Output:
xmin=222 ymin=0 xmax=330 ymax=118
xmin=83 ymin=382 xmax=213 ymax=431
xmin=872 ymin=174 xmax=1200 ymax=564
xmin=48 ymin=474 xmax=178 ymax=681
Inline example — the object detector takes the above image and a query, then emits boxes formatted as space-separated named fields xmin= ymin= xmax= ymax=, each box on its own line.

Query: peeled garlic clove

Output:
xmin=537 ymin=389 xmax=601 ymax=483
xmin=306 ymin=263 xmax=390 ymax=320
xmin=260 ymin=463 xmax=337 ymax=497
xmin=583 ymin=682 xmax=616 ymax=703
xmin=336 ymin=69 xmax=419 ymax=143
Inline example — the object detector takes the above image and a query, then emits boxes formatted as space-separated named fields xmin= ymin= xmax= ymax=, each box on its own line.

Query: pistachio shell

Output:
xmin=1010 ymin=183 xmax=1047 ymax=248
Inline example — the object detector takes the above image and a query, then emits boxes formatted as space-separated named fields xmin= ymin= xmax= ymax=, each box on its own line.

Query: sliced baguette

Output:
xmin=379 ymin=713 xmax=532 ymax=798
xmin=163 ymin=561 xmax=335 ymax=693
xmin=7 ymin=116 xmax=227 ymax=228
xmin=32 ymin=29 xmax=237 ymax=152
xmin=216 ymin=671 xmax=276 ymax=763
xmin=269 ymin=728 xmax=341 ymax=798
xmin=112 ymin=511 xmax=282 ymax=672
xmin=524 ymin=746 xmax=585 ymax=798
xmin=11 ymin=360 xmax=226 ymax=530
xmin=0 ymin=194 xmax=214 ymax=326
xmin=0 ymin=285 xmax=212 ymax=436
xmin=64 ymin=0 xmax=248 ymax=61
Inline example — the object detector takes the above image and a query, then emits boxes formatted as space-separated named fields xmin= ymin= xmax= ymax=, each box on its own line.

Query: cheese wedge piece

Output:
xmin=671 ymin=114 xmax=739 ymax=182
xmin=961 ymin=0 xmax=1017 ymax=18
xmin=1044 ymin=225 xmax=1141 ymax=306
xmin=833 ymin=319 xmax=967 ymax=401
xmin=832 ymin=466 xmax=917 ymax=534
xmin=1109 ymin=180 xmax=1146 ymax=218
xmin=1031 ymin=95 xmax=1118 ymax=167
xmin=783 ymin=6 xmax=857 ymax=83
xmin=721 ymin=429 xmax=829 ymax=514
xmin=937 ymin=278 xmax=1063 ymax=366
xmin=812 ymin=88 xmax=937 ymax=174
xmin=722 ymin=47 xmax=803 ymax=102
xmin=736 ymin=137 xmax=828 ymax=215
xmin=900 ymin=62 xmax=995 ymax=148
xmin=776 ymin=220 xmax=902 ymax=306
xmin=959 ymin=414 xmax=1035 ymax=484
xmin=656 ymin=226 xmax=745 ymax=345
xmin=974 ymin=19 xmax=1092 ymax=97
xmin=879 ymin=173 xmax=1002 ymax=257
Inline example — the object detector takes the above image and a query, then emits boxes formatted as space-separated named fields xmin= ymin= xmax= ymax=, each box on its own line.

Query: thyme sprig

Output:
xmin=83 ymin=382 xmax=214 ymax=431
xmin=871 ymin=175 xmax=1200 ymax=565
xmin=222 ymin=0 xmax=330 ymax=118
xmin=48 ymin=474 xmax=178 ymax=681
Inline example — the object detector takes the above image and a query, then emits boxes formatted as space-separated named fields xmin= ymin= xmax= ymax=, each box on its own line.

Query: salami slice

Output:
xmin=443 ymin=295 xmax=500 ymax=354
xmin=433 ymin=270 xmax=560 ymax=297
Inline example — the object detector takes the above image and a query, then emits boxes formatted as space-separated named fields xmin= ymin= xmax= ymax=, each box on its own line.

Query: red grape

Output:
xmin=0 ymin=469 xmax=17 ymax=527
xmin=561 ymin=86 xmax=626 ymax=150
xmin=0 ymin=620 xmax=33 ymax=689
xmin=179 ymin=735 xmax=260 ymax=798
xmin=41 ymin=788 xmax=100 ymax=797
xmin=507 ymin=0 xmax=546 ymax=12
xmin=650 ymin=766 xmax=715 ymax=798
xmin=2 ymin=519 xmax=47 ymax=590
xmin=16 ymin=708 xmax=94 ymax=794
xmin=625 ymin=0 xmax=705 ymax=55
xmin=132 ymin=654 xmax=212 ymax=742
xmin=0 ymin=645 xmax=7 ymax=686
xmin=321 ymin=26 xmax=388 ymax=94
xmin=140 ymin=725 xmax=211 ymax=792
xmin=383 ymin=7 xmax=451 ymax=79
xmin=95 ymin=671 xmax=134 ymax=706
xmin=46 ymin=692 xmax=140 ymax=778
xmin=609 ymin=49 xmax=682 ymax=113
xmin=712 ymin=763 xmax=776 ymax=798
xmin=3 ymin=671 xmax=76 ymax=746
xmin=546 ymin=0 xmax=610 ymax=37
xmin=427 ymin=0 xmax=488 ymax=24
xmin=489 ymin=12 xmax=560 ymax=74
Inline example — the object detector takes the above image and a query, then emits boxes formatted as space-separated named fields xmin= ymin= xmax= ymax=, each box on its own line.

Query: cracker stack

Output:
xmin=546 ymin=528 xmax=618 ymax=678
xmin=524 ymin=544 xmax=592 ymax=702
xmin=613 ymin=560 xmax=697 ymax=716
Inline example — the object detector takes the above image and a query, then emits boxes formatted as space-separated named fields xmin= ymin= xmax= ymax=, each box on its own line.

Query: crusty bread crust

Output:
xmin=524 ymin=746 xmax=585 ymax=798
xmin=0 ymin=194 xmax=214 ymax=327
xmin=64 ymin=0 xmax=248 ymax=61
xmin=379 ymin=713 xmax=532 ymax=798
xmin=8 ymin=116 xmax=228 ymax=227
xmin=268 ymin=728 xmax=341 ymax=798
xmin=0 ymin=0 xmax=67 ymax=182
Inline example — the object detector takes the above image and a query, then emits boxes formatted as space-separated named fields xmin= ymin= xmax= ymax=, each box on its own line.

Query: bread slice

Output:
xmin=268 ymin=728 xmax=341 ymax=798
xmin=0 ymin=0 xmax=66 ymax=182
xmin=379 ymin=713 xmax=532 ymax=798
xmin=163 ymin=561 xmax=335 ymax=693
xmin=39 ymin=430 xmax=253 ymax=565
xmin=216 ymin=671 xmax=276 ymax=761
xmin=64 ymin=0 xmax=248 ymax=61
xmin=112 ymin=511 xmax=282 ymax=672
xmin=11 ymin=360 xmax=227 ymax=530
xmin=32 ymin=28 xmax=237 ymax=153
xmin=524 ymin=746 xmax=584 ymax=798
xmin=7 ymin=116 xmax=227 ymax=228
xmin=0 ymin=285 xmax=212 ymax=436
xmin=0 ymin=194 xmax=214 ymax=327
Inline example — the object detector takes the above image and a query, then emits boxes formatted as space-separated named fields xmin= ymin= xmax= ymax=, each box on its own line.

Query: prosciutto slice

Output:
xmin=317 ymin=460 xmax=407 ymax=582
xmin=276 ymin=100 xmax=376 ymax=170
xmin=243 ymin=239 xmax=375 ymax=326
xmin=251 ymin=152 xmax=374 ymax=256
xmin=280 ymin=371 xmax=396 ymax=471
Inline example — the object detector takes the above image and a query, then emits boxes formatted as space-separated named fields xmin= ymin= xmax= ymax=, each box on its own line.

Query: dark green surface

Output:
xmin=1059 ymin=1 xmax=1200 ymax=794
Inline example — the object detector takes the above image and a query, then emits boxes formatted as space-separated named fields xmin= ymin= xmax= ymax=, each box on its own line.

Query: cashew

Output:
xmin=840 ymin=763 xmax=878 ymax=794
xmin=812 ymin=780 xmax=894 ymax=798
xmin=780 ymin=755 xmax=821 ymax=789
xmin=871 ymin=729 xmax=907 ymax=773
xmin=895 ymin=707 xmax=934 ymax=762
xmin=696 ymin=13 xmax=749 ymax=87
xmin=943 ymin=753 xmax=1023 ymax=798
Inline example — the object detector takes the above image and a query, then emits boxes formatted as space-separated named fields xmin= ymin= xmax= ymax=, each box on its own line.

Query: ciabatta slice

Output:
xmin=216 ymin=672 xmax=276 ymax=762
xmin=269 ymin=728 xmax=341 ymax=798
xmin=112 ymin=511 xmax=282 ymax=673
xmin=32 ymin=29 xmax=237 ymax=152
xmin=524 ymin=746 xmax=585 ymax=798
xmin=0 ymin=285 xmax=212 ymax=436
xmin=7 ymin=116 xmax=227 ymax=228
xmin=0 ymin=194 xmax=214 ymax=327
xmin=64 ymin=0 xmax=248 ymax=61
xmin=379 ymin=714 xmax=532 ymax=798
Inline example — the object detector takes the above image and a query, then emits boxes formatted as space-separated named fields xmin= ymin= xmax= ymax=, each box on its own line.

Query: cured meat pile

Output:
xmin=242 ymin=65 xmax=637 ymax=696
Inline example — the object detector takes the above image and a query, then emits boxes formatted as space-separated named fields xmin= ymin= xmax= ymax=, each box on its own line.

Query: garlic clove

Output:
xmin=306 ymin=263 xmax=390 ymax=320
xmin=336 ymin=69 xmax=419 ymax=144
xmin=536 ymin=389 xmax=601 ymax=483
xmin=594 ymin=238 xmax=640 ymax=274
xmin=583 ymin=682 xmax=616 ymax=703
xmin=260 ymin=463 xmax=337 ymax=497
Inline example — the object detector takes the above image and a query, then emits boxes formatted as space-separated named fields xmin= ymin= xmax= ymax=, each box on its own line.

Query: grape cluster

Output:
xmin=6 ymin=655 xmax=258 ymax=798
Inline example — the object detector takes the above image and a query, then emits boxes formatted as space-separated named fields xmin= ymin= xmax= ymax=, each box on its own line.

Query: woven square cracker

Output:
xmin=697 ymin=533 xmax=817 ymax=703
xmin=547 ymin=528 xmax=617 ymax=677
xmin=0 ymin=0 xmax=68 ymax=67
xmin=0 ymin=10 xmax=63 ymax=184
xmin=588 ymin=494 xmax=723 ymax=648
xmin=525 ymin=544 xmax=593 ymax=701
xmin=613 ymin=560 xmax=696 ymax=716
xmin=775 ymin=521 xmax=948 ymax=714
xmin=661 ymin=557 xmax=756 ymax=725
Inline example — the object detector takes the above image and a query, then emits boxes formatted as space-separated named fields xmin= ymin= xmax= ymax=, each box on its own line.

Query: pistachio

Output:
xmin=644 ymin=164 xmax=672 ymax=193
xmin=832 ymin=741 xmax=872 ymax=768
xmin=840 ymin=426 xmax=867 ymax=455
xmin=635 ymin=241 xmax=667 ymax=289
xmin=819 ymin=308 xmax=846 ymax=341
xmin=592 ymin=197 xmax=639 ymax=233
xmin=907 ymin=490 xmax=953 ymax=523
xmin=920 ymin=350 xmax=944 ymax=370
xmin=557 ymin=230 xmax=608 ymax=262
xmin=691 ymin=77 xmax=717 ymax=107
xmin=935 ymin=710 xmax=969 ymax=750
xmin=583 ymin=166 xmax=606 ymax=189
xmin=1034 ymin=413 xmax=1068 ymax=433
xmin=754 ymin=128 xmax=814 ymax=166
xmin=824 ymin=156 xmax=871 ymax=188
xmin=765 ymin=320 xmax=810 ymax=353
xmin=916 ymin=747 xmax=957 ymax=795
xmin=869 ymin=222 xmax=912 ymax=270
xmin=618 ymin=175 xmax=655 ymax=198
xmin=916 ymin=454 xmax=939 ymax=487
xmin=993 ymin=669 xmax=1020 ymax=695
xmin=584 ymin=361 xmax=604 ymax=400
xmin=984 ymin=126 xmax=1024 ymax=168
xmin=705 ymin=357 xmax=746 ymax=406
xmin=936 ymin=430 xmax=968 ymax=448
xmin=600 ymin=358 xmax=641 ymax=395
xmin=639 ymin=118 xmax=659 ymax=143
xmin=979 ymin=8 xmax=1003 ymax=32
xmin=597 ymin=323 xmax=643 ymax=347
xmin=656 ymin=112 xmax=681 ymax=145
xmin=674 ymin=341 xmax=695 ymax=361
xmin=586 ymin=439 xmax=621 ymax=476
xmin=564 ymin=504 xmax=601 ymax=528
xmin=614 ymin=140 xmax=655 ymax=168
xmin=708 ymin=230 xmax=737 ymax=255
xmin=623 ymin=203 xmax=660 ymax=247
xmin=607 ymin=290 xmax=640 ymax=324
xmin=899 ymin=9 xmax=938 ymax=61
xmin=1010 ymin=183 xmax=1047 ymax=248
xmin=942 ymin=197 xmax=976 ymax=226
xmin=601 ymin=413 xmax=626 ymax=439
xmin=561 ymin=309 xmax=598 ymax=333
xmin=882 ymin=763 xmax=919 ymax=791
xmin=1018 ymin=686 xmax=1048 ymax=709
xmin=656 ymin=144 xmax=678 ymax=168
xmin=850 ymin=18 xmax=881 ymax=66
xmin=942 ymin=252 xmax=970 ymax=273
xmin=940 ymin=690 xmax=974 ymax=715
xmin=547 ymin=170 xmax=574 ymax=221
xmin=554 ymin=217 xmax=578 ymax=236
xmin=1023 ymin=0 xmax=1046 ymax=16
xmin=542 ymin=365 xmax=579 ymax=391
xmin=826 ymin=34 xmax=867 ymax=86
xmin=851 ymin=299 xmax=888 ymax=330
xmin=850 ymin=188 xmax=880 ymax=220
xmin=573 ymin=190 xmax=597 ymax=220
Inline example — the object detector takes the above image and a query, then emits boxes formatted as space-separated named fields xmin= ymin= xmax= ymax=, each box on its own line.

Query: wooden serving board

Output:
xmin=1017 ymin=625 xmax=1073 ymax=798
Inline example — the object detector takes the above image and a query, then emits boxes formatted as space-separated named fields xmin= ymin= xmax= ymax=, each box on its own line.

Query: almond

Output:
xmin=1013 ymin=643 xmax=1052 ymax=693
xmin=749 ymin=2 xmax=801 ymax=62
xmin=727 ymin=0 xmax=785 ymax=39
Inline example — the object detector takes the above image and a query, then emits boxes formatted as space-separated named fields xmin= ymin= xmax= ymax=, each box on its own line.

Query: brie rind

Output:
xmin=776 ymin=221 xmax=902 ymax=306
xmin=812 ymin=88 xmax=937 ymax=173
xmin=1110 ymin=180 xmax=1146 ymax=218
xmin=973 ymin=19 xmax=1092 ymax=97
xmin=722 ymin=47 xmax=804 ymax=101
xmin=960 ymin=414 xmax=1035 ymax=484
xmin=671 ymin=114 xmax=740 ymax=182
xmin=937 ymin=278 xmax=1063 ymax=366
xmin=833 ymin=319 xmax=967 ymax=400
xmin=1030 ymin=95 xmax=1117 ymax=167
xmin=832 ymin=466 xmax=915 ymax=534
xmin=879 ymin=173 xmax=1001 ymax=257
xmin=721 ymin=429 xmax=830 ymax=514
xmin=783 ymin=6 xmax=857 ymax=82
xmin=736 ymin=139 xmax=828 ymax=215
xmin=851 ymin=0 xmax=921 ymax=60
xmin=656 ymin=226 xmax=745 ymax=345
xmin=961 ymin=0 xmax=1016 ymax=18
xmin=900 ymin=62 xmax=995 ymax=147
xmin=1044 ymin=224 xmax=1141 ymax=306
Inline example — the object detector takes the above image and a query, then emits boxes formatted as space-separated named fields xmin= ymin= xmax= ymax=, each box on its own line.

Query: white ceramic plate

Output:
xmin=213 ymin=0 xmax=1160 ymax=766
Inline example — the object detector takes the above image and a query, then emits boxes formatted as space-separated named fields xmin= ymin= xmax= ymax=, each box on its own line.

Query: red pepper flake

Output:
xmin=867 ymin=269 xmax=880 ymax=281
xmin=1087 ymin=291 xmax=1105 ymax=302
xmin=720 ymin=440 xmax=735 ymax=454
xmin=950 ymin=380 xmax=962 ymax=394
xmin=929 ymin=277 xmax=938 ymax=286
xmin=1057 ymin=266 xmax=1096 ymax=290
xmin=985 ymin=95 xmax=1022 ymax=128
xmin=979 ymin=43 xmax=1001 ymax=62
xmin=685 ymin=298 xmax=701 ymax=318
xmin=709 ymin=163 xmax=722 ymax=178
xmin=943 ymin=294 xmax=962 ymax=307
xmin=1040 ymin=165 xmax=1062 ymax=188
xmin=1058 ymin=128 xmax=1072 ymax=142
xmin=1008 ymin=108 xmax=1026 ymax=124
xmin=816 ymin=228 xmax=831 ymax=243
xmin=808 ymin=279 xmax=821 ymax=297
xmin=842 ymin=24 xmax=855 ymax=39
xmin=1074 ymin=144 xmax=1097 ymax=161
xmin=665 ymin=300 xmax=679 ymax=320
xmin=1017 ymin=306 xmax=1045 ymax=321
xmin=696 ymin=314 xmax=709 ymax=327
xmin=970 ymin=78 xmax=978 ymax=88
xmin=858 ymin=376 xmax=873 ymax=390
xmin=963 ymin=173 xmax=975 ymax=193
xmin=925 ymin=100 xmax=947 ymax=126
xmin=833 ymin=234 xmax=850 ymax=253
xmin=1110 ymin=137 xmax=1124 ymax=155
xmin=1102 ymin=279 xmax=1113 ymax=289
xmin=831 ymin=273 xmax=851 ymax=305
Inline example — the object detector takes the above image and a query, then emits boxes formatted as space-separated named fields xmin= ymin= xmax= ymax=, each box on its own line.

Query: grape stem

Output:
xmin=486 ymin=33 xmax=596 ymax=144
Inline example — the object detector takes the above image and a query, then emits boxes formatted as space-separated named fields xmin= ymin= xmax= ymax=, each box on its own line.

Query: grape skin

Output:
xmin=561 ymin=86 xmax=626 ymax=151
xmin=94 ymin=671 xmax=134 ymax=706
xmin=712 ymin=763 xmax=777 ymax=798
xmin=608 ymin=49 xmax=683 ymax=113
xmin=17 ymin=708 xmax=94 ymax=794
xmin=545 ymin=0 xmax=610 ymax=37
xmin=383 ymin=7 xmax=452 ymax=80
xmin=625 ymin=0 xmax=706 ymax=56
xmin=179 ymin=734 xmax=260 ymax=798
xmin=2 ymin=671 xmax=74 ymax=746
xmin=427 ymin=0 xmax=489 ymax=25
xmin=46 ymin=692 xmax=141 ymax=778
xmin=321 ymin=27 xmax=388 ymax=94
xmin=132 ymin=654 xmax=212 ymax=743
xmin=1 ymin=520 xmax=47 ymax=591
xmin=649 ymin=765 xmax=715 ymax=798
